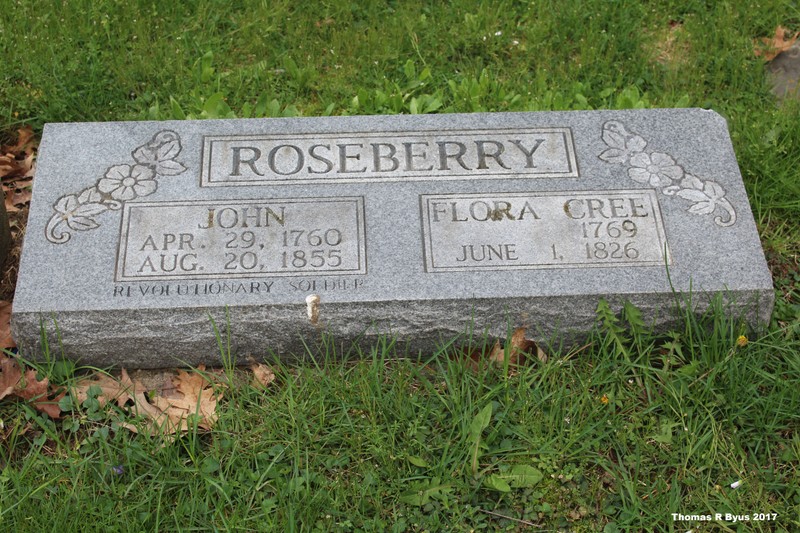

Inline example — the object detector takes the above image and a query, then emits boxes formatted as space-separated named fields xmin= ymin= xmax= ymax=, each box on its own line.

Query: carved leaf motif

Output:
xmin=599 ymin=148 xmax=627 ymax=163
xmin=597 ymin=120 xmax=736 ymax=228
xmin=626 ymin=135 xmax=647 ymax=153
xmin=156 ymin=140 xmax=180 ymax=161
xmin=154 ymin=159 xmax=187 ymax=176
xmin=677 ymin=188 xmax=710 ymax=202
xmin=66 ymin=216 xmax=100 ymax=231
xmin=78 ymin=187 xmax=103 ymax=204
xmin=46 ymin=130 xmax=187 ymax=244
xmin=54 ymin=194 xmax=79 ymax=214
xmin=72 ymin=202 xmax=107 ymax=217
xmin=688 ymin=201 xmax=716 ymax=215
xmin=680 ymin=174 xmax=704 ymax=190
xmin=602 ymin=128 xmax=626 ymax=150
xmin=132 ymin=145 xmax=158 ymax=165
xmin=704 ymin=180 xmax=726 ymax=200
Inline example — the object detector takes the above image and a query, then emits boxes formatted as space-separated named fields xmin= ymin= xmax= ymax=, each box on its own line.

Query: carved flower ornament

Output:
xmin=99 ymin=165 xmax=157 ymax=200
xmin=598 ymin=120 xmax=736 ymax=227
xmin=46 ymin=130 xmax=187 ymax=244
xmin=627 ymin=152 xmax=682 ymax=188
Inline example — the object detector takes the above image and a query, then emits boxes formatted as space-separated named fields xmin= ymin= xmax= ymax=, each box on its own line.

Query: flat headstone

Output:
xmin=13 ymin=109 xmax=774 ymax=368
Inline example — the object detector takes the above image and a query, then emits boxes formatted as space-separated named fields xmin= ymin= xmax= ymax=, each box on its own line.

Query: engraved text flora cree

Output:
xmin=420 ymin=190 xmax=670 ymax=272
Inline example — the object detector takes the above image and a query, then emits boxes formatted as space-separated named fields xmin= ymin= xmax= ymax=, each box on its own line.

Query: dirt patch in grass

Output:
xmin=646 ymin=21 xmax=690 ymax=68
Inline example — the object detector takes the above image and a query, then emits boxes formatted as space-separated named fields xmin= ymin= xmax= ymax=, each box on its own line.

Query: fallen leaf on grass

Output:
xmin=1 ymin=355 xmax=227 ymax=432
xmin=1 ymin=126 xmax=37 ymax=216
xmin=0 ymin=353 xmax=22 ymax=400
xmin=0 ymin=126 xmax=37 ymax=181
xmin=14 ymin=368 xmax=64 ymax=419
xmin=3 ymin=177 xmax=32 ymax=214
xmin=3 ymin=125 xmax=36 ymax=154
xmin=251 ymin=363 xmax=276 ymax=389
xmin=123 ymin=365 xmax=224 ymax=436
xmin=0 ymin=354 xmax=63 ymax=418
xmin=755 ymin=25 xmax=800 ymax=61
xmin=488 ymin=327 xmax=547 ymax=365
xmin=72 ymin=368 xmax=134 ymax=408
xmin=484 ymin=465 xmax=544 ymax=492
xmin=0 ymin=301 xmax=15 ymax=350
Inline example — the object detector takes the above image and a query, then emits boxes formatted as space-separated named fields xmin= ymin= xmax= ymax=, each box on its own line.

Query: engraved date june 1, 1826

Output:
xmin=420 ymin=190 xmax=670 ymax=273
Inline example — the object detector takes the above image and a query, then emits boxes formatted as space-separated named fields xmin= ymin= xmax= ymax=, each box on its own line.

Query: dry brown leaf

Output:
xmin=1 ymin=126 xmax=36 ymax=218
xmin=121 ymin=387 xmax=172 ymax=436
xmin=8 ymin=125 xmax=35 ymax=153
xmin=0 ymin=155 xmax=21 ymax=180
xmin=0 ymin=355 xmax=64 ymax=417
xmin=169 ymin=368 xmax=222 ymax=428
xmin=5 ymin=177 xmax=33 ymax=209
xmin=487 ymin=339 xmax=505 ymax=364
xmin=0 ymin=301 xmax=14 ymax=350
xmin=755 ymin=25 xmax=800 ymax=61
xmin=0 ymin=353 xmax=22 ymax=400
xmin=126 ymin=366 xmax=223 ymax=435
xmin=535 ymin=344 xmax=548 ymax=364
xmin=251 ymin=363 xmax=276 ymax=389
xmin=489 ymin=327 xmax=536 ymax=365
xmin=0 ymin=155 xmax=36 ymax=183
xmin=488 ymin=328 xmax=549 ymax=365
xmin=158 ymin=376 xmax=179 ymax=398
xmin=14 ymin=369 xmax=63 ymax=419
xmin=67 ymin=366 xmax=225 ymax=437
xmin=72 ymin=368 xmax=134 ymax=408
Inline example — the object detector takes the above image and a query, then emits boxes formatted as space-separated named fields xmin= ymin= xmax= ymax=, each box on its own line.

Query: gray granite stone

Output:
xmin=12 ymin=109 xmax=774 ymax=367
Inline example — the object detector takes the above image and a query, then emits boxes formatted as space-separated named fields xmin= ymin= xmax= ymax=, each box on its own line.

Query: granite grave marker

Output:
xmin=13 ymin=109 xmax=774 ymax=367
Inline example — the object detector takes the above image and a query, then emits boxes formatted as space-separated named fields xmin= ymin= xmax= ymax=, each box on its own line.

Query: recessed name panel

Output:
xmin=201 ymin=128 xmax=578 ymax=186
xmin=420 ymin=190 xmax=670 ymax=272
xmin=115 ymin=197 xmax=366 ymax=281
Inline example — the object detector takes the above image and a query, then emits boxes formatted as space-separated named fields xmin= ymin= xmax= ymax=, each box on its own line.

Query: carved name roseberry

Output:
xmin=45 ymin=130 xmax=187 ymax=244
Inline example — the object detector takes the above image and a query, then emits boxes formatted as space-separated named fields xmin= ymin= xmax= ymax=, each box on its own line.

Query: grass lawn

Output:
xmin=1 ymin=1 xmax=799 ymax=531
